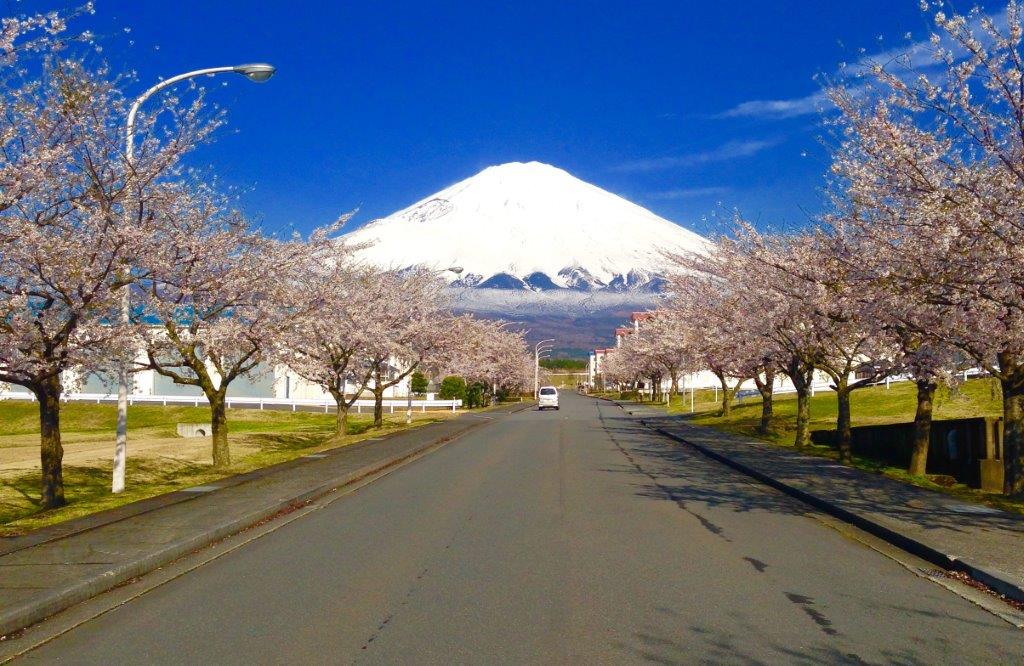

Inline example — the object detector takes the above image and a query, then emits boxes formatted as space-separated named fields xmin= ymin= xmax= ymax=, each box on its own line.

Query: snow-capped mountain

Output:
xmin=343 ymin=161 xmax=708 ymax=292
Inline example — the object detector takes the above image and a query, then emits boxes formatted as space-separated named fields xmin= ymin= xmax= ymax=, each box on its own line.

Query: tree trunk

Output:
xmin=35 ymin=375 xmax=66 ymax=509
xmin=373 ymin=388 xmax=385 ymax=428
xmin=785 ymin=358 xmax=814 ymax=451
xmin=794 ymin=386 xmax=810 ymax=451
xmin=337 ymin=404 xmax=350 ymax=434
xmin=1000 ymin=361 xmax=1024 ymax=495
xmin=909 ymin=380 xmax=937 ymax=477
xmin=669 ymin=370 xmax=679 ymax=398
xmin=210 ymin=392 xmax=230 ymax=468
xmin=835 ymin=383 xmax=852 ymax=464
xmin=716 ymin=372 xmax=732 ymax=417
xmin=755 ymin=370 xmax=775 ymax=436
xmin=329 ymin=389 xmax=349 ymax=435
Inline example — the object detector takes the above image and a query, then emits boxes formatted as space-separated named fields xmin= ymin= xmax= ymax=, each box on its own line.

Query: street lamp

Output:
xmin=534 ymin=339 xmax=554 ymax=399
xmin=406 ymin=266 xmax=463 ymax=424
xmin=112 ymin=63 xmax=277 ymax=494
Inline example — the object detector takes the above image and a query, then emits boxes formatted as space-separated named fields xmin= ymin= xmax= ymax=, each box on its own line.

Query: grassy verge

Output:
xmin=601 ymin=379 xmax=1024 ymax=516
xmin=0 ymin=403 xmax=459 ymax=535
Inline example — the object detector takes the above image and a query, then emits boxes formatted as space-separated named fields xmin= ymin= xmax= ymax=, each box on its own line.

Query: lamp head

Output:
xmin=234 ymin=63 xmax=276 ymax=83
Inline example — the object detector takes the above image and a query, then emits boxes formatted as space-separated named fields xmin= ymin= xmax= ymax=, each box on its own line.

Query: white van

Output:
xmin=538 ymin=386 xmax=559 ymax=410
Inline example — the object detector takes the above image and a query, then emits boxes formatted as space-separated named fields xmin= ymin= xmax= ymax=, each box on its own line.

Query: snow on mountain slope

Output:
xmin=342 ymin=161 xmax=708 ymax=290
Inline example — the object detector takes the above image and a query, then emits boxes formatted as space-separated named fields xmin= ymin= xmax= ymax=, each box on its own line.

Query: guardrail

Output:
xmin=0 ymin=392 xmax=463 ymax=413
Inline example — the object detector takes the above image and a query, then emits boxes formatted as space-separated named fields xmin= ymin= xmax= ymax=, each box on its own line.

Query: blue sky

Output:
xmin=34 ymin=1 xmax=958 ymax=236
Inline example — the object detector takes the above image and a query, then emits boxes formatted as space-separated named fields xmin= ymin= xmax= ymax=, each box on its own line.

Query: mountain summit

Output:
xmin=343 ymin=161 xmax=708 ymax=291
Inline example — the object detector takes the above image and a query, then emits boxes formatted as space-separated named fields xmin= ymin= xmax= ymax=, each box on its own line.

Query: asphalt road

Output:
xmin=17 ymin=394 xmax=1023 ymax=664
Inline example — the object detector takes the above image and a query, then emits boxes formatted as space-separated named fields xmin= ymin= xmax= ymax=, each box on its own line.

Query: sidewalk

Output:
xmin=611 ymin=399 xmax=1024 ymax=603
xmin=0 ymin=404 xmax=527 ymax=637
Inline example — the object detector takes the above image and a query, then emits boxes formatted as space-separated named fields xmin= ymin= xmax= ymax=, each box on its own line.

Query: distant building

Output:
xmin=614 ymin=327 xmax=633 ymax=348
xmin=588 ymin=348 xmax=614 ymax=389
xmin=630 ymin=311 xmax=655 ymax=331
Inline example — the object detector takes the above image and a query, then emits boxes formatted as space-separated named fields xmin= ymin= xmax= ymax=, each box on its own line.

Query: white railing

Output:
xmin=0 ymin=392 xmax=463 ymax=413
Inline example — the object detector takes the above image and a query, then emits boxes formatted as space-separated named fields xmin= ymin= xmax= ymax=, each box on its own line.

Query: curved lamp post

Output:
xmin=113 ymin=64 xmax=276 ymax=494
xmin=534 ymin=338 xmax=554 ymax=399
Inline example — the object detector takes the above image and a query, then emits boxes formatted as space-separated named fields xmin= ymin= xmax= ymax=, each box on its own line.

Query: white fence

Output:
xmin=0 ymin=392 xmax=463 ymax=413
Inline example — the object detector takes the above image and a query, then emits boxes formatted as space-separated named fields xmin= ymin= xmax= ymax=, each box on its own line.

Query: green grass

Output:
xmin=609 ymin=378 xmax=1024 ymax=516
xmin=0 ymin=404 xmax=454 ymax=535
xmin=674 ymin=378 xmax=1002 ymax=447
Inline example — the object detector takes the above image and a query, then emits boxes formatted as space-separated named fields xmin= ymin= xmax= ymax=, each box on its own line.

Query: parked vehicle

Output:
xmin=538 ymin=386 xmax=559 ymax=410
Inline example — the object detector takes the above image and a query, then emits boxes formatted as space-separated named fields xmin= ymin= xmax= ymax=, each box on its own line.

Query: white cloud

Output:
xmin=717 ymin=90 xmax=830 ymax=120
xmin=612 ymin=138 xmax=781 ymax=173
xmin=717 ymin=7 xmax=1008 ymax=121
xmin=646 ymin=186 xmax=730 ymax=200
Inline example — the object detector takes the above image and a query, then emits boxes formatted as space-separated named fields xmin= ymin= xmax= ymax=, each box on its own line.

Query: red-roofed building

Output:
xmin=630 ymin=311 xmax=655 ymax=331
xmin=614 ymin=327 xmax=634 ymax=348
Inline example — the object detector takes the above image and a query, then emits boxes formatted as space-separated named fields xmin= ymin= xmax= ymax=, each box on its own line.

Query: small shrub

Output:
xmin=438 ymin=376 xmax=467 ymax=402
xmin=466 ymin=382 xmax=489 ymax=408
xmin=410 ymin=371 xmax=429 ymax=396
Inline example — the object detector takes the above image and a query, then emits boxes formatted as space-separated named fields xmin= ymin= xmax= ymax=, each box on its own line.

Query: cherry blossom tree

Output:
xmin=132 ymin=188 xmax=309 ymax=467
xmin=827 ymin=221 xmax=966 ymax=475
xmin=768 ymin=231 xmax=901 ymax=463
xmin=437 ymin=317 xmax=532 ymax=396
xmin=668 ymin=230 xmax=820 ymax=447
xmin=672 ymin=295 xmax=747 ymax=415
xmin=0 ymin=11 xmax=213 ymax=507
xmin=825 ymin=0 xmax=1024 ymax=489
xmin=265 ymin=228 xmax=381 ymax=434
xmin=664 ymin=245 xmax=773 ymax=430
xmin=360 ymin=268 xmax=455 ymax=428
xmin=598 ymin=348 xmax=635 ymax=393
xmin=626 ymin=310 xmax=693 ymax=399
xmin=608 ymin=336 xmax=657 ymax=399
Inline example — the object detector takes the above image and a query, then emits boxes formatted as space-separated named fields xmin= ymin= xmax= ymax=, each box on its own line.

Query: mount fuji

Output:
xmin=343 ymin=161 xmax=708 ymax=291
xmin=342 ymin=162 xmax=709 ymax=352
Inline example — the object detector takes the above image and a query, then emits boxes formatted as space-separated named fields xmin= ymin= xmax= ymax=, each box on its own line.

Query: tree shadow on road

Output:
xmin=598 ymin=410 xmax=812 ymax=522
xmin=612 ymin=622 xmax=944 ymax=666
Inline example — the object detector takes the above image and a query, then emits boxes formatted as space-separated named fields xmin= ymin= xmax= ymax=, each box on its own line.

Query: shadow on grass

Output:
xmin=246 ymin=431 xmax=330 ymax=454
xmin=345 ymin=421 xmax=377 ymax=436
xmin=0 ymin=457 xmax=219 ymax=530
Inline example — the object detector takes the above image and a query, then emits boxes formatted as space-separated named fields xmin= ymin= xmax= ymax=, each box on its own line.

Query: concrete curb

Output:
xmin=599 ymin=397 xmax=1024 ymax=603
xmin=0 ymin=403 xmax=530 ymax=638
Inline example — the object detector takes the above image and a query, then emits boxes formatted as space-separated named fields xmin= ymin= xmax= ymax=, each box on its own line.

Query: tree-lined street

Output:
xmin=5 ymin=2 xmax=1024 ymax=660
xmin=14 ymin=393 xmax=1021 ymax=664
